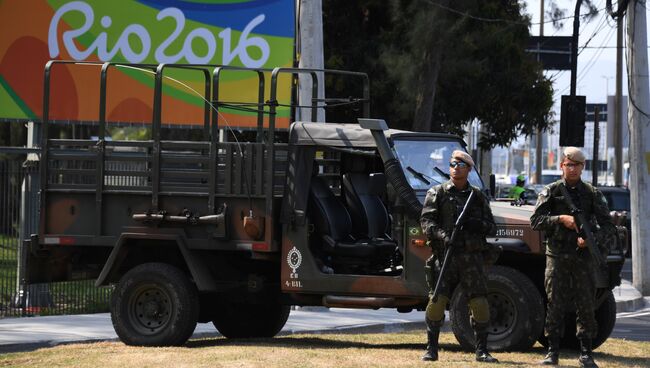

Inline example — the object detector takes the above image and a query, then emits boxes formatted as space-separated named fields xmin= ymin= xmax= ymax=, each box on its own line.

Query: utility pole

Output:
xmin=297 ymin=0 xmax=325 ymax=122
xmin=592 ymin=106 xmax=600 ymax=185
xmin=614 ymin=14 xmax=624 ymax=185
xmin=627 ymin=0 xmax=650 ymax=295
xmin=570 ymin=0 xmax=583 ymax=98
xmin=479 ymin=123 xmax=492 ymax=188
xmin=534 ymin=0 xmax=544 ymax=184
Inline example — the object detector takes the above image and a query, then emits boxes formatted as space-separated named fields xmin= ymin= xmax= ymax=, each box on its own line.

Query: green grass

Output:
xmin=0 ymin=331 xmax=649 ymax=367
xmin=0 ymin=235 xmax=18 ymax=310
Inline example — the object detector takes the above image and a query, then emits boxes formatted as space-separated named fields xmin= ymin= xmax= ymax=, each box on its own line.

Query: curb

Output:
xmin=613 ymin=281 xmax=646 ymax=313
xmin=615 ymin=296 xmax=646 ymax=313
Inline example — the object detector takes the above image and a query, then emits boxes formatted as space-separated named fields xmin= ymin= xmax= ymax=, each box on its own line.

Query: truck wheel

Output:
xmin=593 ymin=290 xmax=617 ymax=348
xmin=212 ymin=301 xmax=290 ymax=338
xmin=552 ymin=290 xmax=617 ymax=350
xmin=110 ymin=263 xmax=199 ymax=346
xmin=450 ymin=266 xmax=544 ymax=351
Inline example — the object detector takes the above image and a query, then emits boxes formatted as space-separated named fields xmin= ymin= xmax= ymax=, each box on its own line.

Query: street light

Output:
xmin=602 ymin=75 xmax=614 ymax=98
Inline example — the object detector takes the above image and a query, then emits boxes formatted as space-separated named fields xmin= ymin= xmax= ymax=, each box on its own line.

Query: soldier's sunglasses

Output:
xmin=449 ymin=161 xmax=468 ymax=168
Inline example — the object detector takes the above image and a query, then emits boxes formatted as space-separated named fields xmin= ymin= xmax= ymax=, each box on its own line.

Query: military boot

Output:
xmin=421 ymin=318 xmax=441 ymax=361
xmin=540 ymin=337 xmax=559 ymax=365
xmin=578 ymin=339 xmax=598 ymax=368
xmin=475 ymin=331 xmax=499 ymax=363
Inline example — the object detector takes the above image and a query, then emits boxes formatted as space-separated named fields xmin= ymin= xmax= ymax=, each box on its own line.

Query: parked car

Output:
xmin=541 ymin=170 xmax=562 ymax=184
xmin=598 ymin=186 xmax=631 ymax=257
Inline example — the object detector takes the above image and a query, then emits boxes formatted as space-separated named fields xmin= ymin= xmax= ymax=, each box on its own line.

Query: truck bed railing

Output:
xmin=45 ymin=139 xmax=288 ymax=197
xmin=40 ymin=61 xmax=369 ymax=242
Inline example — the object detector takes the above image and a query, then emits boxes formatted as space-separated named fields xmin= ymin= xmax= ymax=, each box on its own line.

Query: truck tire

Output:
xmin=110 ymin=263 xmax=199 ymax=346
xmin=450 ymin=266 xmax=545 ymax=351
xmin=550 ymin=290 xmax=617 ymax=350
xmin=212 ymin=301 xmax=290 ymax=338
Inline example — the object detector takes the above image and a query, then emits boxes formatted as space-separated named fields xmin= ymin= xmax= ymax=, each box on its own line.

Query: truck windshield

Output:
xmin=392 ymin=138 xmax=484 ymax=191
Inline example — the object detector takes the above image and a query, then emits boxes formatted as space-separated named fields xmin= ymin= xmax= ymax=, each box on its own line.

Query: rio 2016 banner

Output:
xmin=0 ymin=0 xmax=295 ymax=128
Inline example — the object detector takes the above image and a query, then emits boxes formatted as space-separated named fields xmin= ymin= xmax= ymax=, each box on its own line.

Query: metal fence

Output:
xmin=0 ymin=148 xmax=111 ymax=318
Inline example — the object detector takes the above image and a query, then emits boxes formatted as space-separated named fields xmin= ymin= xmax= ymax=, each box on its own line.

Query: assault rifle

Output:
xmin=431 ymin=190 xmax=475 ymax=301
xmin=557 ymin=183 xmax=609 ymax=289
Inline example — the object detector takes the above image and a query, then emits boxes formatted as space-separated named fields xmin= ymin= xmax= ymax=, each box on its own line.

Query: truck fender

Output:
xmin=95 ymin=232 xmax=217 ymax=292
xmin=487 ymin=237 xmax=530 ymax=253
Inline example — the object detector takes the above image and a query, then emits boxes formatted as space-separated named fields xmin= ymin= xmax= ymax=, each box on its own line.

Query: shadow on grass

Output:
xmin=189 ymin=336 xmax=548 ymax=355
xmin=595 ymin=351 xmax=650 ymax=367
xmin=201 ymin=338 xmax=643 ymax=363
xmin=188 ymin=337 xmax=548 ymax=366
xmin=187 ymin=335 xmax=464 ymax=351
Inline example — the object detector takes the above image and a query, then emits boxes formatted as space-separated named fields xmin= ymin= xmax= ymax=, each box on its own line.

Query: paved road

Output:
xmin=612 ymin=307 xmax=650 ymax=342
xmin=621 ymin=256 xmax=633 ymax=283
xmin=611 ymin=260 xmax=650 ymax=341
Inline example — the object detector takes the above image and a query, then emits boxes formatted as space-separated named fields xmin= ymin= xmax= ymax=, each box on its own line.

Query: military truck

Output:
xmin=24 ymin=61 xmax=627 ymax=349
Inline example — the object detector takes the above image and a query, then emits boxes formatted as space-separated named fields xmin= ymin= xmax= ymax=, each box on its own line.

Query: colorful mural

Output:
xmin=0 ymin=0 xmax=295 ymax=128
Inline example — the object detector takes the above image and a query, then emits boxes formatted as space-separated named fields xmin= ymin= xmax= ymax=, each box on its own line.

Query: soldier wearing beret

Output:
xmin=530 ymin=147 xmax=616 ymax=368
xmin=420 ymin=150 xmax=499 ymax=363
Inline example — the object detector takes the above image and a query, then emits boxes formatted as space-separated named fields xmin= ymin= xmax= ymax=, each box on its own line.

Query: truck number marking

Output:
xmin=496 ymin=228 xmax=524 ymax=238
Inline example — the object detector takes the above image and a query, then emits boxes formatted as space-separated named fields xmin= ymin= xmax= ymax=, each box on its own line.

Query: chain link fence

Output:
xmin=0 ymin=148 xmax=111 ymax=318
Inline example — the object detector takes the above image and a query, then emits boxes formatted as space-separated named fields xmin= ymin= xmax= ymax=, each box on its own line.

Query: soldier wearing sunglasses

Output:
xmin=420 ymin=150 xmax=499 ymax=363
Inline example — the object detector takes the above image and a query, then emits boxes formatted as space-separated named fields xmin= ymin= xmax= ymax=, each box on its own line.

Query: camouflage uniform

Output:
xmin=530 ymin=179 xmax=616 ymax=343
xmin=420 ymin=180 xmax=497 ymax=359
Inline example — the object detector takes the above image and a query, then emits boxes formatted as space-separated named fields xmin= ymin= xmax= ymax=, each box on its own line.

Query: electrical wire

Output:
xmin=420 ymin=0 xmax=608 ymax=26
xmin=552 ymin=14 xmax=617 ymax=98
xmin=115 ymin=64 xmax=256 ymax=210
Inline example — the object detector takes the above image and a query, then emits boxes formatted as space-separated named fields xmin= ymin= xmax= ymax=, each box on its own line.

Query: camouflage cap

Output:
xmin=451 ymin=150 xmax=475 ymax=167
xmin=563 ymin=147 xmax=586 ymax=163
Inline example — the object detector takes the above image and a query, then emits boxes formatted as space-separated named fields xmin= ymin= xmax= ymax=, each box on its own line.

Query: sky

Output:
xmin=488 ymin=0 xmax=648 ymax=181
xmin=523 ymin=0 xmax=648 ymax=112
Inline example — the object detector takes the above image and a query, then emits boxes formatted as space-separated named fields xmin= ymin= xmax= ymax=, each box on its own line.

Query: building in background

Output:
xmin=489 ymin=95 xmax=629 ymax=188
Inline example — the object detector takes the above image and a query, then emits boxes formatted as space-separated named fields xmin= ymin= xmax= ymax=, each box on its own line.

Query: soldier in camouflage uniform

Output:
xmin=420 ymin=150 xmax=498 ymax=363
xmin=530 ymin=147 xmax=616 ymax=368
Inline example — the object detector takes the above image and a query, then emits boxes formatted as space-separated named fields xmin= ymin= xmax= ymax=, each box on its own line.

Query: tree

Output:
xmin=323 ymin=0 xmax=555 ymax=149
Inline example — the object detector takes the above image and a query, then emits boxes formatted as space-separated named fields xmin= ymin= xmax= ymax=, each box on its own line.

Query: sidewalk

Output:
xmin=0 ymin=281 xmax=645 ymax=353
xmin=0 ymin=307 xmax=425 ymax=353
xmin=612 ymin=279 xmax=647 ymax=312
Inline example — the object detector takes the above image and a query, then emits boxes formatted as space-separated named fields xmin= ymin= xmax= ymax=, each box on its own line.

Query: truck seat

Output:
xmin=308 ymin=176 xmax=377 ymax=258
xmin=342 ymin=173 xmax=391 ymax=239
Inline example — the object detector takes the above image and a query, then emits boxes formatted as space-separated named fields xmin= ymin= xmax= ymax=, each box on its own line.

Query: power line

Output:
xmin=420 ymin=0 xmax=607 ymax=26
xmin=579 ymin=12 xmax=614 ymax=56
xmin=581 ymin=45 xmax=650 ymax=48
xmin=554 ymin=25 xmax=616 ymax=98
xmin=550 ymin=10 xmax=616 ymax=98
xmin=578 ymin=26 xmax=617 ymax=82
